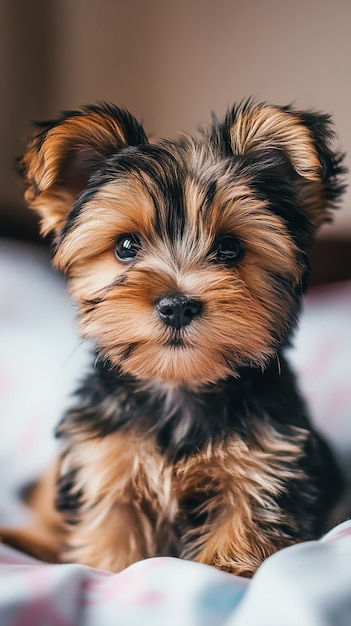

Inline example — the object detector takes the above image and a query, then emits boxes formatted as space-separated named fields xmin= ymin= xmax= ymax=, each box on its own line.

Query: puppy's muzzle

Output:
xmin=156 ymin=295 xmax=203 ymax=330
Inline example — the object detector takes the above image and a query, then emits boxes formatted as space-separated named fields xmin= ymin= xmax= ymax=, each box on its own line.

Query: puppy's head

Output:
xmin=19 ymin=101 xmax=345 ymax=386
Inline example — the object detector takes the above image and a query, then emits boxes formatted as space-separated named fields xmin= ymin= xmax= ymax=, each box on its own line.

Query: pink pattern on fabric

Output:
xmin=82 ymin=559 xmax=165 ymax=607
xmin=302 ymin=337 xmax=336 ymax=378
xmin=134 ymin=589 xmax=166 ymax=605
xmin=10 ymin=568 xmax=72 ymax=626
xmin=0 ymin=553 xmax=39 ymax=566
xmin=329 ymin=384 xmax=351 ymax=412
xmin=324 ymin=526 xmax=351 ymax=543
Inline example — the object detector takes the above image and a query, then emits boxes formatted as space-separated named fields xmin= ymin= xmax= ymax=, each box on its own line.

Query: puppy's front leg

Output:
xmin=57 ymin=432 xmax=174 ymax=572
xmin=177 ymin=426 xmax=317 ymax=577
xmin=188 ymin=512 xmax=291 ymax=577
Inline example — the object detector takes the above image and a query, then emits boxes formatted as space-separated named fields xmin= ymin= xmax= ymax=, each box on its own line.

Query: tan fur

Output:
xmin=42 ymin=169 xmax=303 ymax=386
xmin=229 ymin=105 xmax=320 ymax=179
xmin=20 ymin=111 xmax=134 ymax=235
xmin=58 ymin=432 xmax=177 ymax=571
xmin=229 ymin=104 xmax=330 ymax=226
xmin=54 ymin=178 xmax=156 ymax=274
xmin=19 ymin=103 xmax=334 ymax=238
xmin=55 ymin=422 xmax=307 ymax=575
xmin=176 ymin=423 xmax=307 ymax=575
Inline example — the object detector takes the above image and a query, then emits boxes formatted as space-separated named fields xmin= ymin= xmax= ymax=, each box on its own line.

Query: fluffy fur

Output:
xmin=2 ymin=100 xmax=346 ymax=576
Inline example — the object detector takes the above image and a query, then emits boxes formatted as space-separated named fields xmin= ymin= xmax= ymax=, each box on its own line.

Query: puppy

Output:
xmin=3 ymin=101 xmax=346 ymax=576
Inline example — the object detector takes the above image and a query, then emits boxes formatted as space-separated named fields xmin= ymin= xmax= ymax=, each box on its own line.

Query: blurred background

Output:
xmin=0 ymin=0 xmax=350 ymax=281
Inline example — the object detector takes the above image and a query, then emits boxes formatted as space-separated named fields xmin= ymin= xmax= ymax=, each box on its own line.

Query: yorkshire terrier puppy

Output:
xmin=3 ymin=101 xmax=346 ymax=576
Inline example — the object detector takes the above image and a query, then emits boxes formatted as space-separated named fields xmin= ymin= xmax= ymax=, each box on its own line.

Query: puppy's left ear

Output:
xmin=17 ymin=103 xmax=148 ymax=236
xmin=224 ymin=101 xmax=346 ymax=232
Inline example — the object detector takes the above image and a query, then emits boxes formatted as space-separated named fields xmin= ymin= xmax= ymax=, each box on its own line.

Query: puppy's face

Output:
xmin=19 ymin=102 xmax=345 ymax=386
xmin=52 ymin=143 xmax=304 ymax=386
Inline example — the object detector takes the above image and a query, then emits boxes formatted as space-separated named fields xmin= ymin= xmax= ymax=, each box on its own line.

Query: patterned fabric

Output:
xmin=0 ymin=523 xmax=350 ymax=626
xmin=1 ymin=238 xmax=350 ymax=625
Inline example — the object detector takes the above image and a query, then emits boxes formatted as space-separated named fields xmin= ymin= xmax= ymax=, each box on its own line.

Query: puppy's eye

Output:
xmin=114 ymin=234 xmax=143 ymax=262
xmin=215 ymin=235 xmax=244 ymax=264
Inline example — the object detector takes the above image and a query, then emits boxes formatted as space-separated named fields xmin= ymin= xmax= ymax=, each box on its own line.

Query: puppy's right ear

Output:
xmin=17 ymin=104 xmax=148 ymax=236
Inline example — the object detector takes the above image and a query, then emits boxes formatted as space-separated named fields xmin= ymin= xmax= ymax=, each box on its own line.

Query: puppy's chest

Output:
xmin=70 ymin=429 xmax=225 ymax=514
xmin=66 ymin=418 xmax=305 ymax=533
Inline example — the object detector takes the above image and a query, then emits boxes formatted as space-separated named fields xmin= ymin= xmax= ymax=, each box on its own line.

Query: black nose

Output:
xmin=156 ymin=295 xmax=202 ymax=329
